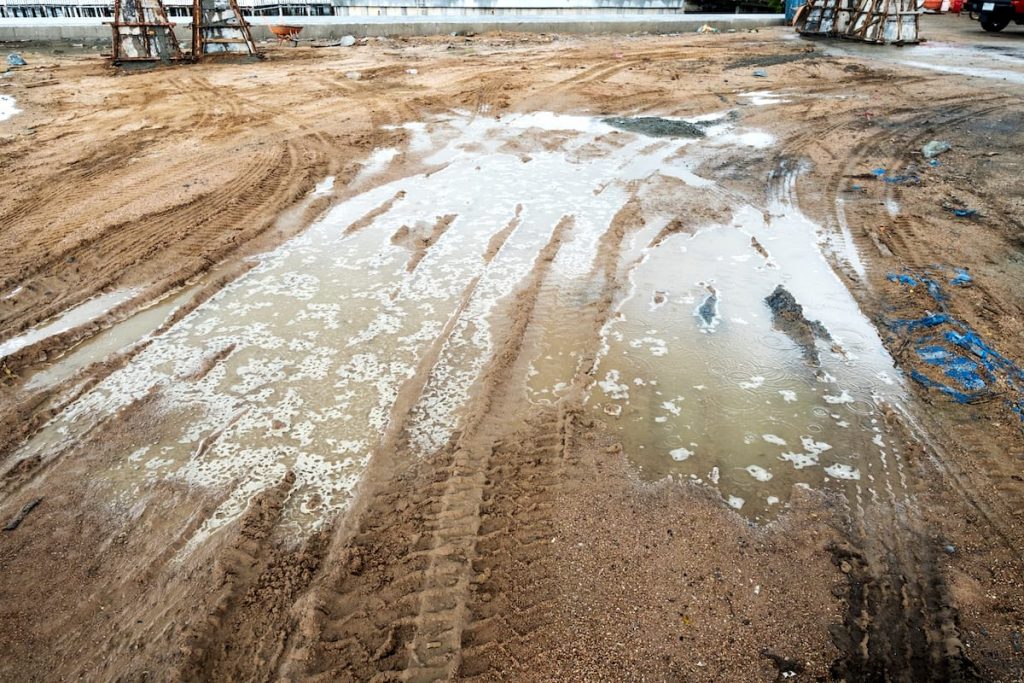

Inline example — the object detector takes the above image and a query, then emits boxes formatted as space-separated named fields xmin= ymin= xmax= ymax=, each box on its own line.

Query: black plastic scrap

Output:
xmin=3 ymin=497 xmax=42 ymax=531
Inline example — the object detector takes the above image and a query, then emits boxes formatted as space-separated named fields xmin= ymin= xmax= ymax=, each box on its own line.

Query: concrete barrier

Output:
xmin=0 ymin=13 xmax=784 ymax=43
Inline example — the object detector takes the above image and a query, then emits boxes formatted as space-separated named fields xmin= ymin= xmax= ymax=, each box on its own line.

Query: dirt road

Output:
xmin=1 ymin=15 xmax=1023 ymax=682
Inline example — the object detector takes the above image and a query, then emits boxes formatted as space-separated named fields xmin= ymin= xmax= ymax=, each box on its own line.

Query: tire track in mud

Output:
xmin=456 ymin=193 xmax=647 ymax=680
xmin=769 ymin=97 xmax=1020 ymax=679
xmin=814 ymin=95 xmax=1024 ymax=544
xmin=276 ymin=215 xmax=574 ymax=682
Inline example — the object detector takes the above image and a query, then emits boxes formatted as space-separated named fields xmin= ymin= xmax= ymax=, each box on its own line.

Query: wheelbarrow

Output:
xmin=270 ymin=24 xmax=303 ymax=45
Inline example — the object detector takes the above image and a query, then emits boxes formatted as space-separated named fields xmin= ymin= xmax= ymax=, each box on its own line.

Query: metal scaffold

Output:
xmin=109 ymin=0 xmax=259 ymax=64
xmin=795 ymin=0 xmax=923 ymax=44
xmin=192 ymin=0 xmax=259 ymax=58
xmin=108 ymin=0 xmax=185 ymax=63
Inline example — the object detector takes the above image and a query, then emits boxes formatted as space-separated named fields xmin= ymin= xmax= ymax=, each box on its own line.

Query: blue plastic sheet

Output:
xmin=888 ymin=272 xmax=1023 ymax=418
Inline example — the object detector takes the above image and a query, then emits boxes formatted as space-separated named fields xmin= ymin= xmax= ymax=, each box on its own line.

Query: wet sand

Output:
xmin=1 ymin=14 xmax=1024 ymax=681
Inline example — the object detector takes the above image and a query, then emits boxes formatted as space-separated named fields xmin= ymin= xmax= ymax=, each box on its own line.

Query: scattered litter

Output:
xmin=345 ymin=71 xmax=362 ymax=81
xmin=339 ymin=35 xmax=357 ymax=47
xmin=921 ymin=140 xmax=951 ymax=159
xmin=3 ymin=497 xmax=42 ymax=531
xmin=887 ymin=273 xmax=917 ymax=287
xmin=946 ymin=206 xmax=978 ymax=219
xmin=928 ymin=159 xmax=941 ymax=167
xmin=753 ymin=69 xmax=768 ymax=78
xmin=950 ymin=268 xmax=972 ymax=286
xmin=696 ymin=24 xmax=719 ymax=34
xmin=868 ymin=167 xmax=920 ymax=185
xmin=7 ymin=53 xmax=27 ymax=67
xmin=889 ymin=275 xmax=1024 ymax=417
xmin=405 ymin=68 xmax=418 ymax=75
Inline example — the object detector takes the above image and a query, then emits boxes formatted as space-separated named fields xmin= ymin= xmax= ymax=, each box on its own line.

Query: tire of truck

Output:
xmin=980 ymin=12 xmax=1011 ymax=30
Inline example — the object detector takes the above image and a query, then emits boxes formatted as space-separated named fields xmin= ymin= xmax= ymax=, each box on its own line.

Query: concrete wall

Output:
xmin=332 ymin=0 xmax=693 ymax=16
xmin=0 ymin=13 xmax=783 ymax=42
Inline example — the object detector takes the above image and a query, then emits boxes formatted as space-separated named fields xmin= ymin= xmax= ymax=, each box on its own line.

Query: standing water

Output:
xmin=7 ymin=105 xmax=908 ymax=543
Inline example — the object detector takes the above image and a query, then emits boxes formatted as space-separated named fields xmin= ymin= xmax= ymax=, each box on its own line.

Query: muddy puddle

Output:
xmin=820 ymin=37 xmax=1024 ymax=85
xmin=589 ymin=179 xmax=906 ymax=520
xmin=0 ymin=94 xmax=18 ymax=122
xmin=6 ymin=103 xmax=912 ymax=541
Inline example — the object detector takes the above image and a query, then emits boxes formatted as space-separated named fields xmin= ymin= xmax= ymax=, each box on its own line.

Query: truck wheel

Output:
xmin=980 ymin=13 xmax=1010 ymax=30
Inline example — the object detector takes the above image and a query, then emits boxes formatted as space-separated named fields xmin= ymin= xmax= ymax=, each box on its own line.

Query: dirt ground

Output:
xmin=1 ymin=13 xmax=1023 ymax=682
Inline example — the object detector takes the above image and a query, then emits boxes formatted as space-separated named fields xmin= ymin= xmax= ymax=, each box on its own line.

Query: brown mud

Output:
xmin=1 ymin=15 xmax=1024 ymax=682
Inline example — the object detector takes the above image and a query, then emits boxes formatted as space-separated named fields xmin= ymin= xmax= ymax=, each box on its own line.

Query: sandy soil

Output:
xmin=1 ymin=14 xmax=1023 ymax=682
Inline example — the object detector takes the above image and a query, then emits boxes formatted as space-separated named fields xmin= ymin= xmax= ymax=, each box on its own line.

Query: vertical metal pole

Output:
xmin=192 ymin=0 xmax=201 ymax=60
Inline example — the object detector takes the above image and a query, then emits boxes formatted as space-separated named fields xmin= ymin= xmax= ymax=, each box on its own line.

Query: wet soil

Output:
xmin=1 ymin=15 xmax=1024 ymax=683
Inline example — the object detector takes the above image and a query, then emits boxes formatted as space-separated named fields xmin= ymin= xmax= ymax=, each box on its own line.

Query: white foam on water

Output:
xmin=740 ymin=91 xmax=790 ymax=106
xmin=0 ymin=94 xmax=19 ymax=121
xmin=763 ymin=434 xmax=787 ymax=446
xmin=824 ymin=463 xmax=861 ymax=480
xmin=745 ymin=465 xmax=773 ymax=482
xmin=779 ymin=389 xmax=797 ymax=403
xmin=823 ymin=389 xmax=854 ymax=404
xmin=670 ymin=447 xmax=693 ymax=462
xmin=739 ymin=376 xmax=765 ymax=390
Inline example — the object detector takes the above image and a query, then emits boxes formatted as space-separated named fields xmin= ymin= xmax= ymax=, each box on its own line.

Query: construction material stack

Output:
xmin=795 ymin=0 xmax=923 ymax=44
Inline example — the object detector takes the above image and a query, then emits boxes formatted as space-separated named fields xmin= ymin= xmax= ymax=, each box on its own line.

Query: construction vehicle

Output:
xmin=964 ymin=0 xmax=1024 ymax=31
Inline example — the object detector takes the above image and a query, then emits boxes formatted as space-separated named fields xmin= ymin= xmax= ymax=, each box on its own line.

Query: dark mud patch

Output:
xmin=765 ymin=284 xmax=832 ymax=365
xmin=726 ymin=51 xmax=817 ymax=70
xmin=827 ymin=538 xmax=985 ymax=683
xmin=602 ymin=116 xmax=709 ymax=138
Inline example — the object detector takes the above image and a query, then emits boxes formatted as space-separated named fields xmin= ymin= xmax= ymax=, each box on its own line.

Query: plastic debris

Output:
xmin=888 ymin=274 xmax=1024 ymax=417
xmin=753 ymin=69 xmax=768 ymax=77
xmin=7 ymin=53 xmax=27 ymax=67
xmin=887 ymin=273 xmax=917 ymax=287
xmin=950 ymin=268 xmax=972 ymax=286
xmin=871 ymin=167 xmax=919 ymax=184
xmin=921 ymin=140 xmax=951 ymax=159
xmin=696 ymin=24 xmax=719 ymax=34
xmin=928 ymin=159 xmax=941 ymax=167
xmin=947 ymin=207 xmax=978 ymax=218
xmin=339 ymin=35 xmax=356 ymax=47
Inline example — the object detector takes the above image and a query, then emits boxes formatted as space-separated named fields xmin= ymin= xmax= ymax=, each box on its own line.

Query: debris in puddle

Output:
xmin=3 ymin=498 xmax=42 ymax=531
xmin=764 ymin=285 xmax=833 ymax=366
xmin=7 ymin=52 xmax=26 ymax=67
xmin=601 ymin=116 xmax=708 ymax=138
xmin=695 ymin=285 xmax=720 ymax=330
xmin=752 ymin=69 xmax=768 ymax=78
